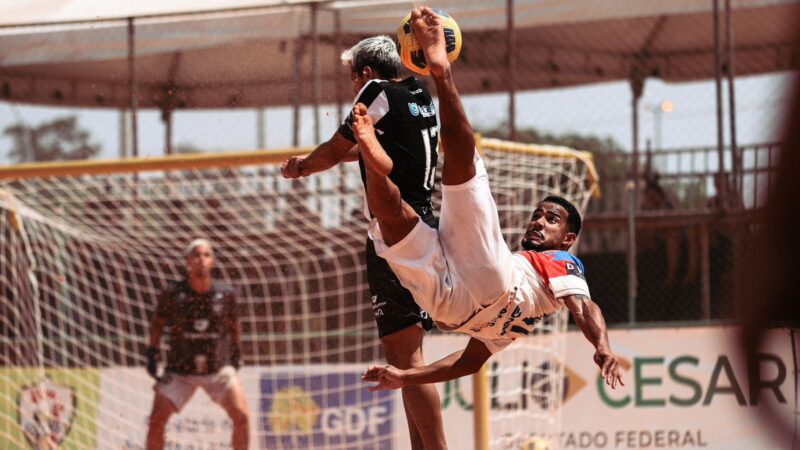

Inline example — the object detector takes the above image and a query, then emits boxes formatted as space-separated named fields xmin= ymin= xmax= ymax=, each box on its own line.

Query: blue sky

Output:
xmin=0 ymin=71 xmax=794 ymax=164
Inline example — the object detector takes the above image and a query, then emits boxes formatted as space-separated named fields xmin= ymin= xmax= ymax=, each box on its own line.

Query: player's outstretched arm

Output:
xmin=563 ymin=295 xmax=624 ymax=389
xmin=362 ymin=337 xmax=492 ymax=390
xmin=281 ymin=132 xmax=357 ymax=179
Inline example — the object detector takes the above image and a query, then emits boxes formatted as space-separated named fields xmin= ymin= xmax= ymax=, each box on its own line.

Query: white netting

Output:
xmin=0 ymin=140 xmax=596 ymax=450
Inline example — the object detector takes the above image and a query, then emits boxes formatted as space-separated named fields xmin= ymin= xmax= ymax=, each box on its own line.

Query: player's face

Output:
xmin=521 ymin=202 xmax=575 ymax=251
xmin=186 ymin=244 xmax=214 ymax=277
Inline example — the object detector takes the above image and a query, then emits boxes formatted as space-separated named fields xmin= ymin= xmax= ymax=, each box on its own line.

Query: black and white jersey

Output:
xmin=338 ymin=77 xmax=439 ymax=217
xmin=155 ymin=280 xmax=238 ymax=375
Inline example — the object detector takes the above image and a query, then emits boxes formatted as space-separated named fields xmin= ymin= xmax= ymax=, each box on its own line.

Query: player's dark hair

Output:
xmin=341 ymin=36 xmax=401 ymax=79
xmin=542 ymin=195 xmax=582 ymax=235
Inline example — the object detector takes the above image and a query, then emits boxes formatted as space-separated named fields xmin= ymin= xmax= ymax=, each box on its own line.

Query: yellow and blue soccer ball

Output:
xmin=397 ymin=8 xmax=462 ymax=76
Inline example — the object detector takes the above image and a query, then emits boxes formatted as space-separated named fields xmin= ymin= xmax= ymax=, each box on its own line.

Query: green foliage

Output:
xmin=3 ymin=115 xmax=100 ymax=163
xmin=478 ymin=123 xmax=631 ymax=211
xmin=479 ymin=122 xmax=625 ymax=154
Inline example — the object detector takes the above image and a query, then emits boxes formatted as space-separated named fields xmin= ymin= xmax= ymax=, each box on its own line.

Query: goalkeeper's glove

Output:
xmin=146 ymin=346 xmax=159 ymax=379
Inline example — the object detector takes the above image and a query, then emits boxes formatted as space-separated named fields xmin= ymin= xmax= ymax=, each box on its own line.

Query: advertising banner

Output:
xmin=93 ymin=365 xmax=397 ymax=450
xmin=423 ymin=327 xmax=798 ymax=450
xmin=0 ymin=367 xmax=100 ymax=450
xmin=558 ymin=326 xmax=796 ymax=450
xmin=81 ymin=326 xmax=795 ymax=449
xmin=259 ymin=370 xmax=393 ymax=449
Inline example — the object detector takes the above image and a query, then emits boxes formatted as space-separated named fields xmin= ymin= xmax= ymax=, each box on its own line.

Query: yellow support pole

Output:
xmin=0 ymin=147 xmax=314 ymax=180
xmin=472 ymin=363 xmax=490 ymax=450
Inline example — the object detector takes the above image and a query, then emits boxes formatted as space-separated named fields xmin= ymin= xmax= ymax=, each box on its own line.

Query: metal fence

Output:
xmin=586 ymin=142 xmax=782 ymax=215
xmin=579 ymin=142 xmax=782 ymax=325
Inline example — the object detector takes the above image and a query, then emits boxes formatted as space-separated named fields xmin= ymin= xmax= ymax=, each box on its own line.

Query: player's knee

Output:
xmin=148 ymin=411 xmax=170 ymax=430
xmin=382 ymin=326 xmax=425 ymax=368
xmin=148 ymin=398 xmax=176 ymax=428
xmin=228 ymin=406 xmax=249 ymax=426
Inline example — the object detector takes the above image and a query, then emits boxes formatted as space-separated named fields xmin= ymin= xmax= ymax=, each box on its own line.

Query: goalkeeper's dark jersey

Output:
xmin=155 ymin=280 xmax=238 ymax=375
xmin=338 ymin=77 xmax=439 ymax=217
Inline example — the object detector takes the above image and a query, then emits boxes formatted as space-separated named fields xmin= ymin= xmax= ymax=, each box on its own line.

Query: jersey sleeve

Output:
xmin=548 ymin=251 xmax=590 ymax=298
xmin=337 ymin=80 xmax=391 ymax=142
xmin=526 ymin=251 xmax=591 ymax=299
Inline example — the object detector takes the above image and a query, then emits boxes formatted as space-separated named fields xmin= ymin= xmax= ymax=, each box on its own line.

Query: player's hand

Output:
xmin=594 ymin=348 xmax=624 ymax=389
xmin=362 ymin=364 xmax=405 ymax=391
xmin=281 ymin=156 xmax=306 ymax=178
xmin=146 ymin=346 xmax=160 ymax=379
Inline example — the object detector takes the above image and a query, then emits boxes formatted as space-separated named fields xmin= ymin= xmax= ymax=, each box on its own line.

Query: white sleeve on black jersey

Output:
xmin=338 ymin=80 xmax=391 ymax=142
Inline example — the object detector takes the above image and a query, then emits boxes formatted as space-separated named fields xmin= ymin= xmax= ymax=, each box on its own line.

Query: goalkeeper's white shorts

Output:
xmin=155 ymin=365 xmax=239 ymax=412
xmin=371 ymin=154 xmax=516 ymax=330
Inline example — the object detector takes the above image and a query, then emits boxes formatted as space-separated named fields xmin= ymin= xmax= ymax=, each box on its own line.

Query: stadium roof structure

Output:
xmin=0 ymin=0 xmax=798 ymax=110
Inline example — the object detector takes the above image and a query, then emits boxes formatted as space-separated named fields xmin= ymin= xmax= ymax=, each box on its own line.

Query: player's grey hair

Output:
xmin=185 ymin=238 xmax=213 ymax=256
xmin=340 ymin=35 xmax=401 ymax=79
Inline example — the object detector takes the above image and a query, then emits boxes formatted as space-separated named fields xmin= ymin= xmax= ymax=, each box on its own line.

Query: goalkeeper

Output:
xmin=360 ymin=7 xmax=624 ymax=390
xmin=145 ymin=239 xmax=249 ymax=450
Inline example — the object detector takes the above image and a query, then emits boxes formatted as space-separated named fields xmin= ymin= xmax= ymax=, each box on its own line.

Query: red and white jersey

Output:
xmin=517 ymin=250 xmax=591 ymax=299
xmin=452 ymin=250 xmax=591 ymax=353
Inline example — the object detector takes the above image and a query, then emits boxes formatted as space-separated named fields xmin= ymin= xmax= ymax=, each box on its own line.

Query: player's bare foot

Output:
xmin=352 ymin=103 xmax=393 ymax=177
xmin=411 ymin=7 xmax=449 ymax=78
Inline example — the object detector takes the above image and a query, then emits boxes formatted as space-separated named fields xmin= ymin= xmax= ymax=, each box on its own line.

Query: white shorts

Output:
xmin=155 ymin=366 xmax=238 ymax=412
xmin=372 ymin=154 xmax=516 ymax=329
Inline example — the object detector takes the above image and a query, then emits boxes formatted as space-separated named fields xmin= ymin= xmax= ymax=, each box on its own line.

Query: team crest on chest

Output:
xmin=419 ymin=103 xmax=436 ymax=118
xmin=194 ymin=319 xmax=210 ymax=332
xmin=408 ymin=102 xmax=420 ymax=116
xmin=212 ymin=292 xmax=224 ymax=314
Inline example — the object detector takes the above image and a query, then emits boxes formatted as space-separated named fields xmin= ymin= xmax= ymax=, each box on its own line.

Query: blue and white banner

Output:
xmin=259 ymin=370 xmax=393 ymax=449
xmin=93 ymin=365 xmax=398 ymax=450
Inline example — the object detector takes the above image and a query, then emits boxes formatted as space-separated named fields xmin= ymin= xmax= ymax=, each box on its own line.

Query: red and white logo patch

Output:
xmin=17 ymin=378 xmax=76 ymax=449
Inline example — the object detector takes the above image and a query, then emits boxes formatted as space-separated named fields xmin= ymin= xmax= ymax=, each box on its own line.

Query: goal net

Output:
xmin=0 ymin=138 xmax=597 ymax=450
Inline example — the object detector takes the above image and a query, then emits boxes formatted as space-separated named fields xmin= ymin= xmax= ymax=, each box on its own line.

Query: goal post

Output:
xmin=0 ymin=138 xmax=597 ymax=449
xmin=475 ymin=137 xmax=598 ymax=450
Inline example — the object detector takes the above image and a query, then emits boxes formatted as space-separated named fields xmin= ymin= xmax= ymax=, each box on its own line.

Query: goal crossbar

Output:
xmin=0 ymin=136 xmax=599 ymax=196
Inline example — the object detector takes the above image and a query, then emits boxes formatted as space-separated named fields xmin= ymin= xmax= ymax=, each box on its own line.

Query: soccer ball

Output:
xmin=397 ymin=8 xmax=462 ymax=76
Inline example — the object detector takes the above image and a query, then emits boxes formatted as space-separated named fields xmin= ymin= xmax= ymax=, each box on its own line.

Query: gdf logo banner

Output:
xmin=17 ymin=378 xmax=76 ymax=449
xmin=260 ymin=371 xmax=393 ymax=449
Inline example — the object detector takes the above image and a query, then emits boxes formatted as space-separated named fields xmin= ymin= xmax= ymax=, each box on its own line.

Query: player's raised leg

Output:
xmin=411 ymin=7 xmax=476 ymax=186
xmin=352 ymin=103 xmax=420 ymax=246
xmin=412 ymin=6 xmax=517 ymax=301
